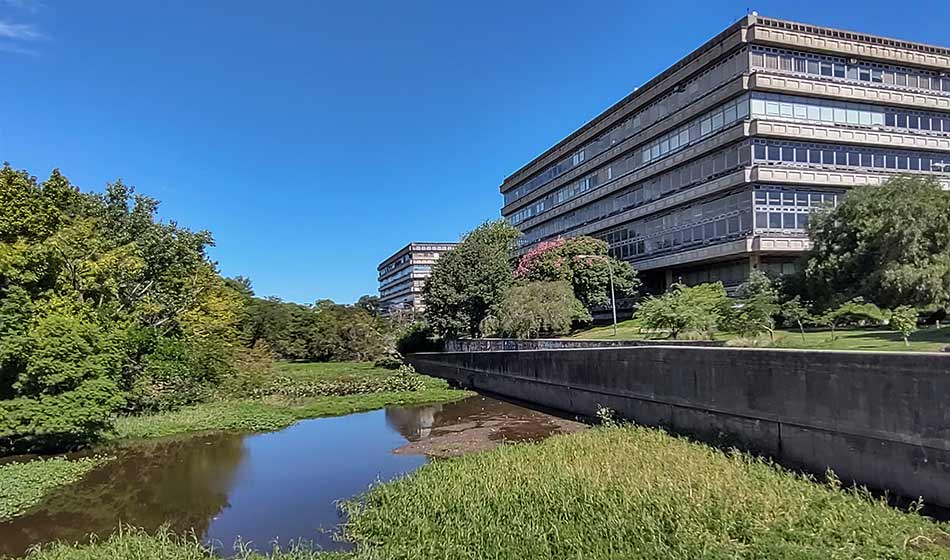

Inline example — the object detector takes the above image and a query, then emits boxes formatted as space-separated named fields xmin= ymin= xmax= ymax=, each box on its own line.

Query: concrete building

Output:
xmin=377 ymin=242 xmax=457 ymax=315
xmin=501 ymin=14 xmax=950 ymax=293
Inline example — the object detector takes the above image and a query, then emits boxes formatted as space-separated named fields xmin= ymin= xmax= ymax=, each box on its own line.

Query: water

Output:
xmin=0 ymin=395 xmax=583 ymax=557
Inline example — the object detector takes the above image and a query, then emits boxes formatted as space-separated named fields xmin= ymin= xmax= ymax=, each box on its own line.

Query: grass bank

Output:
xmin=22 ymin=426 xmax=950 ymax=559
xmin=342 ymin=425 xmax=950 ymax=559
xmin=0 ymin=455 xmax=110 ymax=521
xmin=573 ymin=319 xmax=950 ymax=352
xmin=112 ymin=362 xmax=472 ymax=441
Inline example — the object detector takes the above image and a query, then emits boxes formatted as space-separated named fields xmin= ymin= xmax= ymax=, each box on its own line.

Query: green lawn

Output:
xmin=112 ymin=362 xmax=473 ymax=441
xmin=27 ymin=425 xmax=950 ymax=560
xmin=572 ymin=319 xmax=950 ymax=352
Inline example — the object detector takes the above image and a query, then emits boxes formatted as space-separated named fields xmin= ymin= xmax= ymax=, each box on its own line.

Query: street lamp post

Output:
xmin=577 ymin=254 xmax=618 ymax=337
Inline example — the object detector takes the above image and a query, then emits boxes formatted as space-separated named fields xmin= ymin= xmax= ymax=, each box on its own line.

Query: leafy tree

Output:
xmin=514 ymin=236 xmax=639 ymax=318
xmin=355 ymin=295 xmax=381 ymax=316
xmin=720 ymin=271 xmax=779 ymax=342
xmin=780 ymin=296 xmax=813 ymax=343
xmin=889 ymin=306 xmax=919 ymax=347
xmin=636 ymin=282 xmax=728 ymax=340
xmin=815 ymin=298 xmax=887 ymax=341
xmin=423 ymin=219 xmax=520 ymax=338
xmin=805 ymin=175 xmax=950 ymax=309
xmin=490 ymin=281 xmax=586 ymax=339
xmin=0 ymin=164 xmax=248 ymax=452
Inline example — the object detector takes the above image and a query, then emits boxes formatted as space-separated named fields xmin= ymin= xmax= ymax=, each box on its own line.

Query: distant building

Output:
xmin=501 ymin=14 xmax=950 ymax=293
xmin=377 ymin=242 xmax=457 ymax=315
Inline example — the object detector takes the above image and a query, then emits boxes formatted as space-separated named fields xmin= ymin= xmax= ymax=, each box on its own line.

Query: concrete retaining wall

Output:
xmin=408 ymin=346 xmax=950 ymax=507
xmin=445 ymin=338 xmax=723 ymax=352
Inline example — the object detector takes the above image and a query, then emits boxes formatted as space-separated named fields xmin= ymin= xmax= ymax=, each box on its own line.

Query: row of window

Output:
xmin=379 ymin=265 xmax=432 ymax=289
xmin=750 ymin=92 xmax=950 ymax=133
xmin=510 ymin=96 xmax=750 ymax=226
xmin=518 ymin=136 xmax=946 ymax=252
xmin=516 ymin=142 xmax=752 ymax=247
xmin=675 ymin=260 xmax=753 ymax=288
xmin=752 ymin=140 xmax=950 ymax=172
xmin=503 ymin=49 xmax=748 ymax=205
xmin=751 ymin=46 xmax=950 ymax=95
xmin=598 ymin=186 xmax=842 ymax=262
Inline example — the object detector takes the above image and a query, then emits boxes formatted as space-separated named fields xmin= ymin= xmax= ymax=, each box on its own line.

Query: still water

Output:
xmin=0 ymin=395 xmax=583 ymax=557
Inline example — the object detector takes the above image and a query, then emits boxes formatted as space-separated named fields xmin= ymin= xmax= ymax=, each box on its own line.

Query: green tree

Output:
xmin=514 ymin=236 xmax=639 ymax=319
xmin=805 ymin=175 xmax=950 ymax=309
xmin=0 ymin=164 xmax=250 ymax=452
xmin=889 ymin=306 xmax=919 ymax=347
xmin=636 ymin=282 xmax=728 ymax=340
xmin=780 ymin=296 xmax=813 ymax=343
xmin=720 ymin=271 xmax=779 ymax=342
xmin=815 ymin=298 xmax=887 ymax=341
xmin=490 ymin=281 xmax=586 ymax=339
xmin=423 ymin=220 xmax=520 ymax=338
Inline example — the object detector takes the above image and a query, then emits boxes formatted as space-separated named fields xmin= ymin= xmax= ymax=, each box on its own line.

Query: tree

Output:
xmin=890 ymin=306 xmax=919 ymax=347
xmin=780 ymin=296 xmax=813 ymax=343
xmin=514 ymin=236 xmax=639 ymax=318
xmin=0 ymin=164 xmax=249 ymax=452
xmin=490 ymin=281 xmax=586 ymax=339
xmin=422 ymin=220 xmax=520 ymax=338
xmin=720 ymin=271 xmax=779 ymax=342
xmin=636 ymin=282 xmax=728 ymax=340
xmin=805 ymin=175 xmax=950 ymax=310
xmin=355 ymin=295 xmax=381 ymax=316
xmin=815 ymin=298 xmax=887 ymax=341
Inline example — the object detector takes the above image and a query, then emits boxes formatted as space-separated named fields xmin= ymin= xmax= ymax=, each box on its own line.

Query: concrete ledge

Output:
xmin=408 ymin=346 xmax=950 ymax=506
xmin=444 ymin=338 xmax=724 ymax=352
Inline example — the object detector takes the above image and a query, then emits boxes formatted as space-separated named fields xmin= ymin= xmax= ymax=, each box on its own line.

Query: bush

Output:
xmin=0 ymin=313 xmax=126 ymax=453
xmin=125 ymin=338 xmax=227 ymax=413
xmin=636 ymin=282 xmax=728 ymax=339
xmin=373 ymin=355 xmax=404 ymax=370
xmin=492 ymin=281 xmax=586 ymax=338
xmin=396 ymin=322 xmax=442 ymax=354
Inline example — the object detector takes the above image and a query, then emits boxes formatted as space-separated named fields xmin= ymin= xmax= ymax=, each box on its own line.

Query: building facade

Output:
xmin=501 ymin=14 xmax=950 ymax=293
xmin=377 ymin=242 xmax=457 ymax=315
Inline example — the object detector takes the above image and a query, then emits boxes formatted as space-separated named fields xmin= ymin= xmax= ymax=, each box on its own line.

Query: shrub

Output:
xmin=492 ymin=281 xmax=586 ymax=338
xmin=373 ymin=355 xmax=404 ymax=370
xmin=396 ymin=321 xmax=442 ymax=354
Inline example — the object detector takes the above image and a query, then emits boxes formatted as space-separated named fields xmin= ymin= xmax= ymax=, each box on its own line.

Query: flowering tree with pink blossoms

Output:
xmin=514 ymin=236 xmax=639 ymax=318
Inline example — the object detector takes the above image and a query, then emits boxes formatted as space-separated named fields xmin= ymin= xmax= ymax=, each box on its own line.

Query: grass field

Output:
xmin=572 ymin=318 xmax=950 ymax=352
xmin=23 ymin=426 xmax=950 ymax=559
xmin=112 ymin=362 xmax=473 ymax=441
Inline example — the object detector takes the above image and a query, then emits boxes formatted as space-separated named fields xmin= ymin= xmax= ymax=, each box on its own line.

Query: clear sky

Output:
xmin=2 ymin=0 xmax=948 ymax=304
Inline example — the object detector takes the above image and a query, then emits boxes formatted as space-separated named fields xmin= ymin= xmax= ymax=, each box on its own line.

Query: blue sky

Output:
xmin=2 ymin=0 xmax=948 ymax=304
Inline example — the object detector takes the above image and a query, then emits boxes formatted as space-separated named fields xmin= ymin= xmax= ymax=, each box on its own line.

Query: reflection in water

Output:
xmin=0 ymin=395 xmax=583 ymax=557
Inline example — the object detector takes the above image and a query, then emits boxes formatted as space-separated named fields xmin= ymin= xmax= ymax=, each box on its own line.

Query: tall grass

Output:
xmin=342 ymin=426 xmax=950 ymax=559
xmin=23 ymin=527 xmax=353 ymax=559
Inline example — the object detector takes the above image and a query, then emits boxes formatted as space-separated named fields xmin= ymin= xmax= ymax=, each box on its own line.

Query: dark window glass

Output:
xmin=897 ymin=157 xmax=908 ymax=170
xmin=897 ymin=114 xmax=907 ymax=127
xmin=781 ymin=147 xmax=794 ymax=162
xmin=767 ymin=145 xmax=781 ymax=160
xmin=795 ymin=148 xmax=808 ymax=163
xmin=822 ymin=150 xmax=835 ymax=165
xmin=820 ymin=62 xmax=833 ymax=76
xmin=809 ymin=148 xmax=822 ymax=164
xmin=783 ymin=213 xmax=797 ymax=229
xmin=769 ymin=212 xmax=782 ymax=229
xmin=754 ymin=144 xmax=767 ymax=160
xmin=755 ymin=211 xmax=767 ymax=229
xmin=798 ymin=213 xmax=810 ymax=229
xmin=886 ymin=113 xmax=896 ymax=127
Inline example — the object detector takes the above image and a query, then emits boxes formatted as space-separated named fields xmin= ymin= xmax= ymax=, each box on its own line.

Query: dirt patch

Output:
xmin=391 ymin=396 xmax=586 ymax=459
